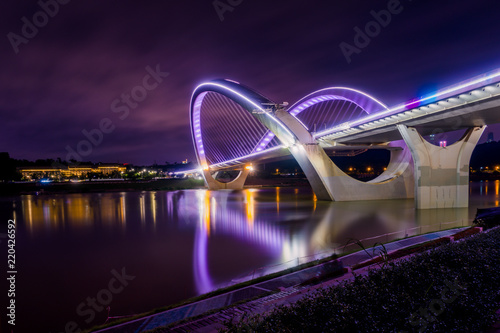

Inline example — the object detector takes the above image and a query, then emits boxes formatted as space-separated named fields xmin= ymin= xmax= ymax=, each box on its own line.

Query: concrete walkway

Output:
xmin=94 ymin=227 xmax=466 ymax=333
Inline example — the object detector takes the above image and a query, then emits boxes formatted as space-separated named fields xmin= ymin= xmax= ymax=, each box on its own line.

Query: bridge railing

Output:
xmin=219 ymin=219 xmax=469 ymax=289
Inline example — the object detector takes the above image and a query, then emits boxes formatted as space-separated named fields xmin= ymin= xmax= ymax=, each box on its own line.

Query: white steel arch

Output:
xmin=189 ymin=79 xmax=414 ymax=199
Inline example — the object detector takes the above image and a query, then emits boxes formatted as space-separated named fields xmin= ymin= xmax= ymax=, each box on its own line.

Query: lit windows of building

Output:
xmin=18 ymin=164 xmax=127 ymax=180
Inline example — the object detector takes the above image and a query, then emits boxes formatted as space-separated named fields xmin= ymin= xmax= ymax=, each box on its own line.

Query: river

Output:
xmin=1 ymin=181 xmax=499 ymax=332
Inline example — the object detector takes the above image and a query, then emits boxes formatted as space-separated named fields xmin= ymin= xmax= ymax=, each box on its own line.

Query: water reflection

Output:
xmin=470 ymin=180 xmax=500 ymax=208
xmin=191 ymin=189 xmax=289 ymax=293
xmin=497 ymin=180 xmax=500 ymax=206
xmin=19 ymin=193 xmax=130 ymax=233
xmin=10 ymin=181 xmax=500 ymax=302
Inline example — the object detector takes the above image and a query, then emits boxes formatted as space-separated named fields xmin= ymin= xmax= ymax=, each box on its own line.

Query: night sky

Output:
xmin=2 ymin=0 xmax=500 ymax=165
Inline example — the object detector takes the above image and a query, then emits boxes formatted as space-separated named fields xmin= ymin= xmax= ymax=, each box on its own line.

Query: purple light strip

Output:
xmin=289 ymin=95 xmax=340 ymax=116
xmin=314 ymin=69 xmax=500 ymax=138
xmin=287 ymin=88 xmax=388 ymax=138
xmin=191 ymin=82 xmax=296 ymax=168
xmin=211 ymin=145 xmax=286 ymax=168
xmin=253 ymin=131 xmax=277 ymax=153
xmin=193 ymin=82 xmax=295 ymax=140
xmin=288 ymin=87 xmax=388 ymax=116
xmin=192 ymin=92 xmax=209 ymax=167
xmin=192 ymin=69 xmax=500 ymax=168
xmin=253 ymin=93 xmax=366 ymax=152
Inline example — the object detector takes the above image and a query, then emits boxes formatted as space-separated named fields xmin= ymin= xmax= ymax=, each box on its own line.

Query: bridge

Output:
xmin=188 ymin=69 xmax=500 ymax=209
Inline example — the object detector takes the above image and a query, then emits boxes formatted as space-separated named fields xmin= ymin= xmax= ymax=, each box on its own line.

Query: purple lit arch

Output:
xmin=190 ymin=80 xmax=388 ymax=169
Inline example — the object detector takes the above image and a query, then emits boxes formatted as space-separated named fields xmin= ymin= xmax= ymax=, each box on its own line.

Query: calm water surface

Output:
xmin=1 ymin=181 xmax=499 ymax=332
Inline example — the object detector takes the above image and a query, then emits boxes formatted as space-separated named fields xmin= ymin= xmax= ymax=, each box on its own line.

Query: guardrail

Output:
xmin=220 ymin=219 xmax=469 ymax=288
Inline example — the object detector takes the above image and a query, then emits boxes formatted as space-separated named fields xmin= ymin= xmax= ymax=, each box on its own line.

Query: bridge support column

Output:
xmin=273 ymin=110 xmax=414 ymax=202
xmin=397 ymin=125 xmax=485 ymax=209
xmin=292 ymin=141 xmax=414 ymax=201
xmin=202 ymin=168 xmax=250 ymax=190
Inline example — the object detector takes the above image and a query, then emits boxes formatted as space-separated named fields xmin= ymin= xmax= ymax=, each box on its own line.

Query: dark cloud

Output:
xmin=1 ymin=0 xmax=500 ymax=164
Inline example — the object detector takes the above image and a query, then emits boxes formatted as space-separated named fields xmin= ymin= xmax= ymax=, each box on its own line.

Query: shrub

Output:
xmin=222 ymin=229 xmax=500 ymax=332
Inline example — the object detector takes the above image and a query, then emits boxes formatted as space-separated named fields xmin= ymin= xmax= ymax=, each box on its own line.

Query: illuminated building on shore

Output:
xmin=18 ymin=165 xmax=126 ymax=180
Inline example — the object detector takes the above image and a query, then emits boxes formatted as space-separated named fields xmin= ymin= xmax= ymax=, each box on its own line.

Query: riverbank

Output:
xmin=0 ymin=178 xmax=205 ymax=196
xmin=221 ymin=226 xmax=500 ymax=333
xmin=0 ymin=179 xmax=200 ymax=195
xmin=470 ymin=174 xmax=500 ymax=181
xmin=0 ymin=177 xmax=314 ymax=196
xmin=87 ymin=225 xmax=495 ymax=332
xmin=2 ymin=177 xmax=496 ymax=197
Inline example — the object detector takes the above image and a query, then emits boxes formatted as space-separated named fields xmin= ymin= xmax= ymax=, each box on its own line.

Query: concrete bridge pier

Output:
xmin=288 ymin=141 xmax=414 ymax=201
xmin=397 ymin=125 xmax=486 ymax=209
xmin=203 ymin=168 xmax=250 ymax=190
xmin=273 ymin=109 xmax=414 ymax=202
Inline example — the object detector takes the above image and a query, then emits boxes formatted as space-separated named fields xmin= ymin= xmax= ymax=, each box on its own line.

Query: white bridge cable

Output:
xmin=221 ymin=93 xmax=265 ymax=151
xmin=209 ymin=94 xmax=248 ymax=162
xmin=305 ymin=98 xmax=330 ymax=130
xmin=202 ymin=95 xmax=239 ymax=164
xmin=201 ymin=92 xmax=274 ymax=165
xmin=201 ymin=96 xmax=229 ymax=164
xmin=214 ymin=93 xmax=255 ymax=155
xmin=222 ymin=93 xmax=270 ymax=157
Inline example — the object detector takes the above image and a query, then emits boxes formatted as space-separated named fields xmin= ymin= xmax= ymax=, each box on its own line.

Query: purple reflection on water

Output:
xmin=3 ymin=184 xmax=498 ymax=332
xmin=192 ymin=189 xmax=286 ymax=293
xmin=194 ymin=224 xmax=213 ymax=294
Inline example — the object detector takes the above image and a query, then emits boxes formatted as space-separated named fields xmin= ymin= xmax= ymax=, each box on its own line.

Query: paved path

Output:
xmin=94 ymin=228 xmax=466 ymax=333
